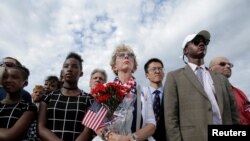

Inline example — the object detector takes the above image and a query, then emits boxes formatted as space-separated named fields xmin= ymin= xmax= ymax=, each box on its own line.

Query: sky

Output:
xmin=0 ymin=0 xmax=249 ymax=98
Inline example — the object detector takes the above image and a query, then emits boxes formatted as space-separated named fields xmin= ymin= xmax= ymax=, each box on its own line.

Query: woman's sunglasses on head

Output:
xmin=0 ymin=62 xmax=16 ymax=67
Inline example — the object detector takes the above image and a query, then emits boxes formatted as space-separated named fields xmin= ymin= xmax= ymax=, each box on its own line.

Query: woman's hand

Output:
xmin=108 ymin=132 xmax=131 ymax=141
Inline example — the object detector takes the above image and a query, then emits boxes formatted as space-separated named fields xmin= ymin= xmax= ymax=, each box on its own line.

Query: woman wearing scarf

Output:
xmin=94 ymin=44 xmax=156 ymax=141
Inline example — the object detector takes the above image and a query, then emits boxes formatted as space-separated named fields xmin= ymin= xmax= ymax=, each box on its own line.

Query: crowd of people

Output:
xmin=0 ymin=29 xmax=249 ymax=141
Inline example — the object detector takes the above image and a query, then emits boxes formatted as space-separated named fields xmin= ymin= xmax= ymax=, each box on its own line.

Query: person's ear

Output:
xmin=23 ymin=80 xmax=28 ymax=87
xmin=184 ymin=48 xmax=188 ymax=55
xmin=112 ymin=66 xmax=117 ymax=71
xmin=80 ymin=72 xmax=83 ymax=77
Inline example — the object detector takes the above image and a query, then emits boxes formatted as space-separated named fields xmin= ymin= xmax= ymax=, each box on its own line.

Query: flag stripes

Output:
xmin=82 ymin=104 xmax=108 ymax=131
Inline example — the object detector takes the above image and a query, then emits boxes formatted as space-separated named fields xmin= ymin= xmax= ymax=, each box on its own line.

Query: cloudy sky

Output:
xmin=1 ymin=0 xmax=249 ymax=98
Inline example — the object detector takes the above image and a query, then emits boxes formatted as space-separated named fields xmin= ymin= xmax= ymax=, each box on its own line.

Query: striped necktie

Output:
xmin=196 ymin=67 xmax=204 ymax=87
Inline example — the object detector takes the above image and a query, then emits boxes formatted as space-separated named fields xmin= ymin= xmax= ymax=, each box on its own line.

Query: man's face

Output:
xmin=146 ymin=62 xmax=164 ymax=85
xmin=89 ymin=72 xmax=106 ymax=90
xmin=210 ymin=57 xmax=233 ymax=78
xmin=185 ymin=35 xmax=208 ymax=59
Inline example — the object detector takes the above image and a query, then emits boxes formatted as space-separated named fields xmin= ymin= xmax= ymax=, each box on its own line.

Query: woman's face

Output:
xmin=44 ymin=81 xmax=59 ymax=94
xmin=62 ymin=58 xmax=82 ymax=82
xmin=114 ymin=51 xmax=135 ymax=74
xmin=3 ymin=68 xmax=25 ymax=93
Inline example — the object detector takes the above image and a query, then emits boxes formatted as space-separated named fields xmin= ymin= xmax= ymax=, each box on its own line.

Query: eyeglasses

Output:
xmin=191 ymin=36 xmax=210 ymax=46
xmin=148 ymin=67 xmax=164 ymax=72
xmin=218 ymin=62 xmax=234 ymax=68
xmin=0 ymin=62 xmax=16 ymax=68
xmin=116 ymin=52 xmax=135 ymax=59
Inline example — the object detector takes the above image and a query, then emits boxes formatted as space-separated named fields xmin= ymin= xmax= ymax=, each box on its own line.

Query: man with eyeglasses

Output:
xmin=0 ymin=57 xmax=32 ymax=103
xmin=143 ymin=58 xmax=167 ymax=141
xmin=164 ymin=30 xmax=239 ymax=141
xmin=209 ymin=56 xmax=250 ymax=125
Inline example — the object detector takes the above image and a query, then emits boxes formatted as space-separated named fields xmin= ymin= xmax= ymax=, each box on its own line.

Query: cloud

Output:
xmin=0 ymin=0 xmax=249 ymax=98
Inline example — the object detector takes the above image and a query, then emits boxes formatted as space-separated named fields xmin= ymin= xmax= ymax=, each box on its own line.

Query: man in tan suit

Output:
xmin=164 ymin=30 xmax=239 ymax=141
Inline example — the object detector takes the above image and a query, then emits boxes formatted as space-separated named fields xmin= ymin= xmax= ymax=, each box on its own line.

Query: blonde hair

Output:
xmin=110 ymin=44 xmax=138 ymax=75
xmin=33 ymin=85 xmax=44 ymax=92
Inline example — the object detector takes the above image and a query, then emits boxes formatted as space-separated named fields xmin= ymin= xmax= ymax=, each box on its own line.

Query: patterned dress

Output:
xmin=43 ymin=89 xmax=92 ymax=141
xmin=0 ymin=100 xmax=37 ymax=141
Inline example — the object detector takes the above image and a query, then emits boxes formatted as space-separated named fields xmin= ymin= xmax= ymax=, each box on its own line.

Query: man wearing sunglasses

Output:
xmin=209 ymin=56 xmax=250 ymax=125
xmin=0 ymin=57 xmax=32 ymax=103
xmin=164 ymin=30 xmax=239 ymax=141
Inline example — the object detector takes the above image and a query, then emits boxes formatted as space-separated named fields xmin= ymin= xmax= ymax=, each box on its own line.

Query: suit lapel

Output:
xmin=183 ymin=65 xmax=209 ymax=100
xmin=209 ymin=72 xmax=224 ymax=114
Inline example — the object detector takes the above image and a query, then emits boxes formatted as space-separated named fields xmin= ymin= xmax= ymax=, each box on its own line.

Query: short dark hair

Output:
xmin=65 ymin=52 xmax=83 ymax=70
xmin=144 ymin=58 xmax=164 ymax=73
xmin=45 ymin=75 xmax=60 ymax=89
xmin=4 ymin=57 xmax=22 ymax=66
xmin=15 ymin=65 xmax=30 ymax=80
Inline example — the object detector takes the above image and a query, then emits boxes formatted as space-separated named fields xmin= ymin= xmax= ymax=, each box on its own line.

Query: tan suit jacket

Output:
xmin=164 ymin=65 xmax=239 ymax=141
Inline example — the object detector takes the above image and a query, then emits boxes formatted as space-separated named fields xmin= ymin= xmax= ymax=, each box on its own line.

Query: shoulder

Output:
xmin=43 ymin=89 xmax=61 ymax=103
xmin=21 ymin=89 xmax=32 ymax=103
xmin=19 ymin=101 xmax=37 ymax=113
xmin=210 ymin=71 xmax=229 ymax=82
xmin=168 ymin=67 xmax=186 ymax=75
xmin=140 ymin=86 xmax=152 ymax=101
xmin=165 ymin=67 xmax=186 ymax=81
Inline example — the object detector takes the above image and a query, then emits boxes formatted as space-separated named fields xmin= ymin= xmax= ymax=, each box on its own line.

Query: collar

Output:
xmin=188 ymin=62 xmax=206 ymax=71
xmin=149 ymin=86 xmax=163 ymax=95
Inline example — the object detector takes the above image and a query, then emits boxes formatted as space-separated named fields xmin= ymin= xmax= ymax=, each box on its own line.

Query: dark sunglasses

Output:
xmin=191 ymin=36 xmax=210 ymax=46
xmin=0 ymin=62 xmax=16 ymax=68
xmin=219 ymin=62 xmax=234 ymax=68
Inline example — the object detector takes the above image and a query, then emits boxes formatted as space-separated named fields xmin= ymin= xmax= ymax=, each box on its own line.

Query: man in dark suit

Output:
xmin=144 ymin=58 xmax=167 ymax=141
xmin=164 ymin=30 xmax=239 ymax=141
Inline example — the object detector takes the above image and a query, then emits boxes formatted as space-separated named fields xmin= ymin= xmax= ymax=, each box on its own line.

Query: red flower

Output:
xmin=91 ymin=82 xmax=129 ymax=114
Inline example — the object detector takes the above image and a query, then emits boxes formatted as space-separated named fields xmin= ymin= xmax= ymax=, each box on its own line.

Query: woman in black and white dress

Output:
xmin=38 ymin=52 xmax=93 ymax=141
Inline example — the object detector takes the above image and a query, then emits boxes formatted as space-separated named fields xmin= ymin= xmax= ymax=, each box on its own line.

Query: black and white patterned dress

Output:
xmin=0 ymin=100 xmax=37 ymax=141
xmin=43 ymin=89 xmax=92 ymax=141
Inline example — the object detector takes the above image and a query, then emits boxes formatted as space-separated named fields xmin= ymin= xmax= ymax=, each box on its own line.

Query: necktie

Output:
xmin=196 ymin=67 xmax=222 ymax=124
xmin=196 ymin=67 xmax=204 ymax=87
xmin=153 ymin=90 xmax=161 ymax=123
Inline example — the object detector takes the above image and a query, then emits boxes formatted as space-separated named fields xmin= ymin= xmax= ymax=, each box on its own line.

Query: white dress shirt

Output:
xmin=188 ymin=63 xmax=222 ymax=124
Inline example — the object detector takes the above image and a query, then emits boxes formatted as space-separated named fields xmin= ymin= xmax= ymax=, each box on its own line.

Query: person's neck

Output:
xmin=63 ymin=86 xmax=78 ymax=90
xmin=188 ymin=58 xmax=204 ymax=66
xmin=150 ymin=82 xmax=162 ymax=89
xmin=62 ymin=82 xmax=78 ymax=90
xmin=117 ymin=72 xmax=132 ymax=83
xmin=1 ymin=92 xmax=21 ymax=104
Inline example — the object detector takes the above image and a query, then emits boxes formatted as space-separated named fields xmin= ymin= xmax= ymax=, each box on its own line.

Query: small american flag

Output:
xmin=82 ymin=101 xmax=108 ymax=131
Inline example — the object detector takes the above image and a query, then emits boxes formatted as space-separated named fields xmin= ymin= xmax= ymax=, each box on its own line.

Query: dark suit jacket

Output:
xmin=164 ymin=65 xmax=239 ymax=141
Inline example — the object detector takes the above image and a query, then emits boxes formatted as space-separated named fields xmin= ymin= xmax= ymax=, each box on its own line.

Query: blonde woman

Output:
xmin=95 ymin=44 xmax=156 ymax=141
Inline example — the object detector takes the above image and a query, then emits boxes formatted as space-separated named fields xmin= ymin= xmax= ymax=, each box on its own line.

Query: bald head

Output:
xmin=209 ymin=56 xmax=233 ymax=78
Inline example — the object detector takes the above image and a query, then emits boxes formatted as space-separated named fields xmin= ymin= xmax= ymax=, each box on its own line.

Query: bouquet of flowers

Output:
xmin=91 ymin=82 xmax=130 ymax=115
xmin=82 ymin=82 xmax=130 ymax=131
